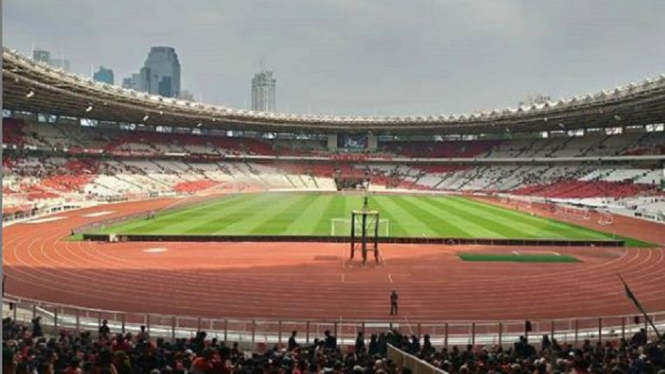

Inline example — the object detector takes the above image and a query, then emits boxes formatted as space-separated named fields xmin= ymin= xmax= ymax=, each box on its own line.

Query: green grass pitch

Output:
xmin=458 ymin=252 xmax=581 ymax=263
xmin=86 ymin=193 xmax=652 ymax=246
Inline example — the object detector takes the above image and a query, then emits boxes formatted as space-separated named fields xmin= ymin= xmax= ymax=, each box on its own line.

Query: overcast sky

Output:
xmin=4 ymin=0 xmax=665 ymax=116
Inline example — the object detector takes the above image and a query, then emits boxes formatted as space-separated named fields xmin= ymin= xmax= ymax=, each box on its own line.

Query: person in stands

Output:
xmin=288 ymin=330 xmax=299 ymax=351
xmin=323 ymin=330 xmax=337 ymax=350
xmin=99 ymin=319 xmax=111 ymax=340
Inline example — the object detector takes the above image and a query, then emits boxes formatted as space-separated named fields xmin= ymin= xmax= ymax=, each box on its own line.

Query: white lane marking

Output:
xmin=24 ymin=217 xmax=66 ymax=224
xmin=143 ymin=248 xmax=168 ymax=253
xmin=82 ymin=211 xmax=114 ymax=218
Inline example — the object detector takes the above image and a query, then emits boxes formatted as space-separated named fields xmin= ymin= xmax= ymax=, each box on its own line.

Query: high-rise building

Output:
xmin=32 ymin=49 xmax=51 ymax=64
xmin=93 ymin=66 xmax=114 ymax=85
xmin=123 ymin=46 xmax=181 ymax=97
xmin=144 ymin=47 xmax=181 ymax=97
xmin=178 ymin=89 xmax=195 ymax=101
xmin=50 ymin=58 xmax=71 ymax=72
xmin=251 ymin=70 xmax=276 ymax=112
xmin=122 ymin=67 xmax=151 ymax=92
xmin=32 ymin=49 xmax=71 ymax=71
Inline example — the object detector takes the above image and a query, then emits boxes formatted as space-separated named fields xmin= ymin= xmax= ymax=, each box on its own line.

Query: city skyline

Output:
xmin=5 ymin=0 xmax=665 ymax=116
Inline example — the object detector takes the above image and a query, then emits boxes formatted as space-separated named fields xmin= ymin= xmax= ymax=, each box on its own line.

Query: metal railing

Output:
xmin=387 ymin=344 xmax=446 ymax=374
xmin=4 ymin=295 xmax=663 ymax=349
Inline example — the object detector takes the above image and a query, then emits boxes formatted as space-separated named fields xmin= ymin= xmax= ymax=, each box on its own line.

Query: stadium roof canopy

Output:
xmin=3 ymin=47 xmax=665 ymax=135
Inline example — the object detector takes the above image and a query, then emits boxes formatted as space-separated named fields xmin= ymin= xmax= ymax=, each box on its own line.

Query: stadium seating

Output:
xmin=2 ymin=118 xmax=664 ymax=217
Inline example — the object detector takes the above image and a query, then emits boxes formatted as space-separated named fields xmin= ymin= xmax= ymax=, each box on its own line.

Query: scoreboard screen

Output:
xmin=338 ymin=134 xmax=368 ymax=149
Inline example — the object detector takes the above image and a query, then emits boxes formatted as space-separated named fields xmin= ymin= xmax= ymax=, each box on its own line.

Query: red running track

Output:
xmin=2 ymin=196 xmax=665 ymax=322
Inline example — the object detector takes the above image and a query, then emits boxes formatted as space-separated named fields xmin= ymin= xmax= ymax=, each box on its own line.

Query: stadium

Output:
xmin=3 ymin=13 xmax=665 ymax=374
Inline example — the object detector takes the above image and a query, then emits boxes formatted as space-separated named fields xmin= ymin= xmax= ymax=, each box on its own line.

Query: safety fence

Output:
xmin=3 ymin=295 xmax=663 ymax=350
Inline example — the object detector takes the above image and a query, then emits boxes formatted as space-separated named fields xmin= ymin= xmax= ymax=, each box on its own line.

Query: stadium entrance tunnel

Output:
xmin=82 ymin=233 xmax=625 ymax=247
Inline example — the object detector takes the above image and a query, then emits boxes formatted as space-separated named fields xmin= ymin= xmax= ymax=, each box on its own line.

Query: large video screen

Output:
xmin=338 ymin=134 xmax=368 ymax=149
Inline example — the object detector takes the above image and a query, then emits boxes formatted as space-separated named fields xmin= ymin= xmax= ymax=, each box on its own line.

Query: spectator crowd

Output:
xmin=3 ymin=317 xmax=664 ymax=374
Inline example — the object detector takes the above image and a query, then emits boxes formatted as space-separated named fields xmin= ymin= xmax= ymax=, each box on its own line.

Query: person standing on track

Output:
xmin=390 ymin=290 xmax=399 ymax=315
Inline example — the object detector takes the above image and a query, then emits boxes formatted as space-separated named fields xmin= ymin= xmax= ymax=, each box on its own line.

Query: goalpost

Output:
xmin=598 ymin=210 xmax=614 ymax=225
xmin=554 ymin=204 xmax=591 ymax=221
xmin=330 ymin=218 xmax=390 ymax=237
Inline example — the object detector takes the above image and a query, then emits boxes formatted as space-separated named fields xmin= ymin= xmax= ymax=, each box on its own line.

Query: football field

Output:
xmin=88 ymin=193 xmax=648 ymax=245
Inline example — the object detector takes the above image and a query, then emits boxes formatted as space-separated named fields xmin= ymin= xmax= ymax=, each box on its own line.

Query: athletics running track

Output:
xmin=3 ymin=195 xmax=665 ymax=325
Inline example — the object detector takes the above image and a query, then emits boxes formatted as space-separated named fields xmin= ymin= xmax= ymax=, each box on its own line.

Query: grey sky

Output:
xmin=3 ymin=0 xmax=665 ymax=116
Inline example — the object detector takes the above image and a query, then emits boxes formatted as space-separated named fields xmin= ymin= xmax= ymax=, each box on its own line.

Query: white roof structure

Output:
xmin=3 ymin=47 xmax=665 ymax=134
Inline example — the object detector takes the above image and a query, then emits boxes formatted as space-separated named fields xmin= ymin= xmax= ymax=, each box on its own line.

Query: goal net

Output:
xmin=330 ymin=218 xmax=390 ymax=237
xmin=598 ymin=210 xmax=614 ymax=225
xmin=554 ymin=205 xmax=591 ymax=220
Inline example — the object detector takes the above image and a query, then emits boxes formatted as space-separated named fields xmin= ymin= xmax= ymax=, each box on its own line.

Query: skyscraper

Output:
xmin=144 ymin=46 xmax=181 ymax=97
xmin=32 ymin=49 xmax=51 ymax=64
xmin=123 ymin=47 xmax=181 ymax=97
xmin=122 ymin=67 xmax=151 ymax=92
xmin=93 ymin=66 xmax=114 ymax=85
xmin=251 ymin=70 xmax=276 ymax=112
xmin=50 ymin=58 xmax=71 ymax=72
xmin=178 ymin=90 xmax=195 ymax=101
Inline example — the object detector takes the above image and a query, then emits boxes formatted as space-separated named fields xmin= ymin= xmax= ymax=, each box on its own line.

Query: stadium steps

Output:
xmin=432 ymin=169 xmax=461 ymax=190
xmin=527 ymin=137 xmax=556 ymax=157
xmin=546 ymin=136 xmax=576 ymax=157
xmin=283 ymin=174 xmax=298 ymax=188
xmin=456 ymin=166 xmax=488 ymax=191
xmin=112 ymin=174 xmax=151 ymax=192
xmin=311 ymin=175 xmax=320 ymax=189
xmin=581 ymin=134 xmax=612 ymax=156
xmin=214 ymin=162 xmax=235 ymax=178
xmin=52 ymin=122 xmax=86 ymax=148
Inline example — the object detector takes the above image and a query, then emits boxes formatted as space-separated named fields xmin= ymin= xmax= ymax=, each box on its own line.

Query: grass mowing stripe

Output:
xmin=313 ymin=195 xmax=346 ymax=235
xmin=462 ymin=198 xmax=653 ymax=246
xmin=394 ymin=196 xmax=472 ymax=237
xmin=176 ymin=194 xmax=280 ymax=234
xmin=109 ymin=194 xmax=256 ymax=234
xmin=126 ymin=195 xmax=257 ymax=234
xmin=370 ymin=197 xmax=411 ymax=237
xmin=438 ymin=197 xmax=564 ymax=239
xmin=274 ymin=194 xmax=332 ymax=235
xmin=221 ymin=194 xmax=309 ymax=234
xmin=249 ymin=194 xmax=317 ymax=234
xmin=410 ymin=196 xmax=506 ymax=238
xmin=456 ymin=197 xmax=610 ymax=240
xmin=284 ymin=194 xmax=333 ymax=235
xmin=374 ymin=196 xmax=438 ymax=237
